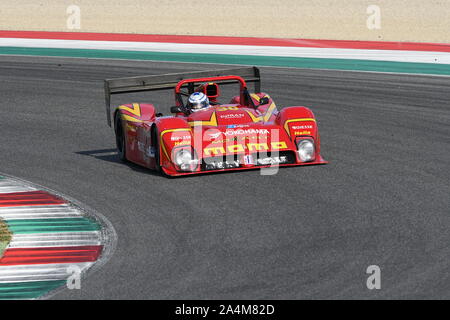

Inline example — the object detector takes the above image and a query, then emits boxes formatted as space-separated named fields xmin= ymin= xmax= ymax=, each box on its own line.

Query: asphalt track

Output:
xmin=0 ymin=55 xmax=449 ymax=299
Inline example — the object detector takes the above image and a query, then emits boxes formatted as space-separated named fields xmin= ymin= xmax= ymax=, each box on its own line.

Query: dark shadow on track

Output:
xmin=75 ymin=148 xmax=323 ymax=179
xmin=76 ymin=148 xmax=118 ymax=164
xmin=76 ymin=148 xmax=164 ymax=177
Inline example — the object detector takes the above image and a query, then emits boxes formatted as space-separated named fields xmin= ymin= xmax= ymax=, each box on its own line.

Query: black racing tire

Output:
xmin=152 ymin=126 xmax=162 ymax=173
xmin=115 ymin=114 xmax=127 ymax=162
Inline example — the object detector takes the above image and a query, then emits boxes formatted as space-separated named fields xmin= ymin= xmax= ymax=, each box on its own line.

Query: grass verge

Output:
xmin=0 ymin=219 xmax=12 ymax=258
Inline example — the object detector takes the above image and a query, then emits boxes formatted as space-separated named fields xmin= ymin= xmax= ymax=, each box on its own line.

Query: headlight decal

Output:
xmin=296 ymin=138 xmax=315 ymax=162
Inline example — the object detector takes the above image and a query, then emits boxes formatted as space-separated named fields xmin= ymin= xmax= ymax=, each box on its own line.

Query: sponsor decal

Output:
xmin=247 ymin=142 xmax=269 ymax=152
xmin=225 ymin=128 xmax=269 ymax=136
xmin=257 ymin=156 xmax=288 ymax=165
xmin=171 ymin=135 xmax=191 ymax=141
xmin=209 ymin=139 xmax=233 ymax=144
xmin=208 ymin=128 xmax=270 ymax=139
xmin=174 ymin=141 xmax=191 ymax=146
xmin=203 ymin=155 xmax=289 ymax=170
xmin=219 ymin=114 xmax=245 ymax=119
xmin=203 ymin=146 xmax=226 ymax=156
xmin=292 ymin=125 xmax=313 ymax=130
xmin=204 ymin=160 xmax=240 ymax=170
xmin=294 ymin=131 xmax=312 ymax=136
xmin=203 ymin=141 xmax=288 ymax=156
xmin=284 ymin=118 xmax=316 ymax=137
xmin=243 ymin=155 xmax=255 ymax=165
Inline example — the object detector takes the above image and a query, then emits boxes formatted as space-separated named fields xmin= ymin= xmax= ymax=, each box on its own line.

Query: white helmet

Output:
xmin=188 ymin=92 xmax=210 ymax=111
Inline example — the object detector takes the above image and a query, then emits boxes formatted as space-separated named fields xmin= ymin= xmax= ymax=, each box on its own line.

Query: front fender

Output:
xmin=276 ymin=106 xmax=324 ymax=160
xmin=276 ymin=106 xmax=317 ymax=139
xmin=154 ymin=117 xmax=193 ymax=174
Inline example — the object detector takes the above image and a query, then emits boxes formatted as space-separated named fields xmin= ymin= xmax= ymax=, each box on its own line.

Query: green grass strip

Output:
xmin=1 ymin=46 xmax=450 ymax=75
xmin=5 ymin=217 xmax=101 ymax=234
xmin=0 ymin=219 xmax=12 ymax=258
xmin=0 ymin=280 xmax=66 ymax=299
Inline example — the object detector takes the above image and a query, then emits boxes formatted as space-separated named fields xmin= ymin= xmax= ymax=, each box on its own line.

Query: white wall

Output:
xmin=1 ymin=0 xmax=449 ymax=43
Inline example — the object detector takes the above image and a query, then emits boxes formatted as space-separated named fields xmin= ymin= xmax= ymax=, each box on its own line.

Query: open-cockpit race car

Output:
xmin=104 ymin=67 xmax=327 ymax=176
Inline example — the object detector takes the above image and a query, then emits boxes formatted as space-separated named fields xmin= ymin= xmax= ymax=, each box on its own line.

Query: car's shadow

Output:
xmin=75 ymin=148 xmax=162 ymax=177
xmin=75 ymin=148 xmax=309 ymax=179
xmin=76 ymin=148 xmax=119 ymax=164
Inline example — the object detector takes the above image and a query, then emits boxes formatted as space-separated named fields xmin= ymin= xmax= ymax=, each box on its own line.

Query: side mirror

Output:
xmin=170 ymin=106 xmax=182 ymax=113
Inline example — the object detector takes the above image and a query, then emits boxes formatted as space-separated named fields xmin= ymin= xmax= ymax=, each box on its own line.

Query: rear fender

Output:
xmin=114 ymin=103 xmax=156 ymax=125
xmin=113 ymin=103 xmax=157 ymax=141
xmin=114 ymin=103 xmax=157 ymax=162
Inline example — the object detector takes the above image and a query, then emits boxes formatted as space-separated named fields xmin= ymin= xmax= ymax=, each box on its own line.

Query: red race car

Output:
xmin=104 ymin=67 xmax=327 ymax=176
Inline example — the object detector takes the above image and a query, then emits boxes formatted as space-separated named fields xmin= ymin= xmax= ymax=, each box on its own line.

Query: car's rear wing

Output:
xmin=104 ymin=67 xmax=261 ymax=127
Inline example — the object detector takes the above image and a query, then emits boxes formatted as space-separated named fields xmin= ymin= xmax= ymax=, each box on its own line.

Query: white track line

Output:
xmin=0 ymin=205 xmax=82 ymax=220
xmin=0 ymin=179 xmax=37 ymax=193
xmin=8 ymin=232 xmax=102 ymax=248
xmin=1 ymin=38 xmax=450 ymax=64
xmin=0 ymin=262 xmax=92 ymax=283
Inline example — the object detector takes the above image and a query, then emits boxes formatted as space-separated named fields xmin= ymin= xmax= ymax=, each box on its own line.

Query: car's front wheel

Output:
xmin=151 ymin=126 xmax=162 ymax=172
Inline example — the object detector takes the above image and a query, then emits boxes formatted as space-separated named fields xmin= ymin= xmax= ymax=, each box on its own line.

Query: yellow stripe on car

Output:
xmin=283 ymin=118 xmax=316 ymax=137
xmin=188 ymin=112 xmax=218 ymax=127
xmin=121 ymin=114 xmax=144 ymax=123
xmin=246 ymin=103 xmax=277 ymax=123
xmin=160 ymin=128 xmax=192 ymax=160
xmin=118 ymin=103 xmax=141 ymax=117
xmin=250 ymin=94 xmax=261 ymax=102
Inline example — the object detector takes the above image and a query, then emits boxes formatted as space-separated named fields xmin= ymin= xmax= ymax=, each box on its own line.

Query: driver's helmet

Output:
xmin=188 ymin=92 xmax=210 ymax=112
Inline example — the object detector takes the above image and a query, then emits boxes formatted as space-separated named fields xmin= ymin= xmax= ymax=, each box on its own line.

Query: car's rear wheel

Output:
xmin=115 ymin=115 xmax=127 ymax=162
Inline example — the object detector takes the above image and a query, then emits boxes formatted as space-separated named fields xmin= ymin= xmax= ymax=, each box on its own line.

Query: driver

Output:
xmin=187 ymin=92 xmax=210 ymax=112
